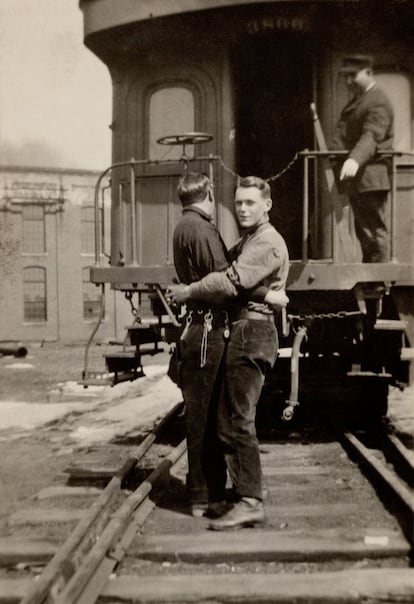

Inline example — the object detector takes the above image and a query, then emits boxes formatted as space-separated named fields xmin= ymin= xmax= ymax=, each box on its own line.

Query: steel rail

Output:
xmin=383 ymin=433 xmax=414 ymax=488
xmin=21 ymin=401 xmax=184 ymax=604
xmin=54 ymin=438 xmax=187 ymax=604
xmin=341 ymin=430 xmax=414 ymax=545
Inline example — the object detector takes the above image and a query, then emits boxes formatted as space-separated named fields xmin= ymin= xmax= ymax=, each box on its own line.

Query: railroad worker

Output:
xmin=331 ymin=54 xmax=394 ymax=263
xmin=171 ymin=171 xmax=231 ymax=518
xmin=168 ymin=176 xmax=289 ymax=530
xmin=171 ymin=172 xmax=287 ymax=519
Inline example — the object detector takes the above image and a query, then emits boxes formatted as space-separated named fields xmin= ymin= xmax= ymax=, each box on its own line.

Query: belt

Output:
xmin=237 ymin=310 xmax=274 ymax=322
xmin=185 ymin=309 xmax=230 ymax=327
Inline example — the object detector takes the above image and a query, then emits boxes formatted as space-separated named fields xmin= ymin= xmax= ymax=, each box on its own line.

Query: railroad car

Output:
xmin=79 ymin=0 xmax=414 ymax=424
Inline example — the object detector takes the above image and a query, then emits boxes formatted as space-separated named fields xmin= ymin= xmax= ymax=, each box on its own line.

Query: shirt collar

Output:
xmin=182 ymin=205 xmax=213 ymax=222
xmin=355 ymin=81 xmax=376 ymax=100
xmin=239 ymin=215 xmax=270 ymax=236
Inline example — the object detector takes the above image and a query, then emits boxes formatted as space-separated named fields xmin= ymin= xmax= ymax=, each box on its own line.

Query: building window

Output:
xmin=22 ymin=204 xmax=45 ymax=253
xmin=82 ymin=267 xmax=102 ymax=319
xmin=81 ymin=205 xmax=96 ymax=254
xmin=149 ymin=86 xmax=195 ymax=160
xmin=23 ymin=266 xmax=47 ymax=322
xmin=376 ymin=72 xmax=411 ymax=152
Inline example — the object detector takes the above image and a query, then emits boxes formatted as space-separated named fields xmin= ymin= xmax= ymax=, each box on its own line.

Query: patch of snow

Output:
xmin=0 ymin=362 xmax=183 ymax=446
xmin=0 ymin=401 xmax=86 ymax=432
xmin=69 ymin=374 xmax=182 ymax=445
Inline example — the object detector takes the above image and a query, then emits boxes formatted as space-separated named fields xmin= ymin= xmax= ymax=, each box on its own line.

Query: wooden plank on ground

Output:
xmin=0 ymin=538 xmax=57 ymax=566
xmin=129 ymin=529 xmax=409 ymax=563
xmin=266 ymin=482 xmax=350 ymax=492
xmin=0 ymin=579 xmax=32 ymax=604
xmin=63 ymin=465 xmax=121 ymax=479
xmin=154 ymin=502 xmax=361 ymax=522
xmin=262 ymin=465 xmax=332 ymax=476
xmin=8 ymin=508 xmax=85 ymax=526
xmin=35 ymin=486 xmax=101 ymax=499
xmin=101 ymin=568 xmax=414 ymax=603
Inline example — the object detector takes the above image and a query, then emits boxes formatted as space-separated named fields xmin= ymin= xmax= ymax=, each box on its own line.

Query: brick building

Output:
xmin=0 ymin=165 xmax=131 ymax=344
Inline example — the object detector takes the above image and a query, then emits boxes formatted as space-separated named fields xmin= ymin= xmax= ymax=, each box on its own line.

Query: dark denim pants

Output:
xmin=217 ymin=319 xmax=278 ymax=501
xmin=179 ymin=322 xmax=228 ymax=505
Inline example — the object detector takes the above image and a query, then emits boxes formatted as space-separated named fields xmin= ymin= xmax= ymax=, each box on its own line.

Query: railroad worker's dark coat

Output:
xmin=331 ymin=85 xmax=394 ymax=262
xmin=172 ymin=206 xmax=230 ymax=508
xmin=332 ymin=85 xmax=394 ymax=194
xmin=173 ymin=206 xmax=229 ymax=286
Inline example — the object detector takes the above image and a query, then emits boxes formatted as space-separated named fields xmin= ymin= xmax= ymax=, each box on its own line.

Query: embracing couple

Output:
xmin=167 ymin=171 xmax=289 ymax=530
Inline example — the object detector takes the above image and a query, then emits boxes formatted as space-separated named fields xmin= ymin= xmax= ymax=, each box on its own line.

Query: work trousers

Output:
xmin=217 ymin=319 xmax=278 ymax=501
xmin=351 ymin=191 xmax=389 ymax=263
xmin=179 ymin=321 xmax=228 ymax=505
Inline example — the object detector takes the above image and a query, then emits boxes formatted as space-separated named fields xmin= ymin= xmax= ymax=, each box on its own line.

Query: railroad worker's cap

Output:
xmin=339 ymin=54 xmax=374 ymax=74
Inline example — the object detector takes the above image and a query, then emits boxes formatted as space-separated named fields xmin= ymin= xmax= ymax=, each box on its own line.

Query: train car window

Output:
xmin=376 ymin=73 xmax=411 ymax=153
xmin=149 ymin=87 xmax=195 ymax=160
xmin=81 ymin=206 xmax=96 ymax=255
xmin=22 ymin=204 xmax=46 ymax=254
xmin=23 ymin=266 xmax=47 ymax=322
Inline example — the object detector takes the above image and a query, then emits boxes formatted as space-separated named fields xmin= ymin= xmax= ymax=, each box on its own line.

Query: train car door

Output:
xmin=232 ymin=32 xmax=314 ymax=259
xmin=121 ymin=64 xmax=219 ymax=269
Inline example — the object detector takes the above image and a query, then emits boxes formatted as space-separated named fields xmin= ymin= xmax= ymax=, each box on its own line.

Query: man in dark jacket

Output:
xmin=172 ymin=172 xmax=232 ymax=518
xmin=332 ymin=55 xmax=394 ymax=262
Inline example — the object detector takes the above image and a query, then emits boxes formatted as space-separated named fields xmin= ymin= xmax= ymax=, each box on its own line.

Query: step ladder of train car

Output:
xmin=349 ymin=284 xmax=413 ymax=385
xmin=104 ymin=323 xmax=160 ymax=385
xmin=81 ymin=285 xmax=182 ymax=388
xmin=104 ymin=290 xmax=182 ymax=386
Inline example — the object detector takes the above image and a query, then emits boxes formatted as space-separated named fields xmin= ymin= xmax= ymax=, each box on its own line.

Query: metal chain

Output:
xmin=265 ymin=151 xmax=303 ymax=183
xmin=217 ymin=156 xmax=239 ymax=179
xmin=124 ymin=291 xmax=142 ymax=322
xmin=288 ymin=310 xmax=362 ymax=323
xmin=217 ymin=150 xmax=303 ymax=183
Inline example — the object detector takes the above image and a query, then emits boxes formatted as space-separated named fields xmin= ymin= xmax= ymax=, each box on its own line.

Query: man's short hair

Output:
xmin=177 ymin=172 xmax=212 ymax=207
xmin=238 ymin=176 xmax=271 ymax=200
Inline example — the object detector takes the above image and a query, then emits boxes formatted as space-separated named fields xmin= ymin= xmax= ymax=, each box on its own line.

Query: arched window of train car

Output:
xmin=376 ymin=73 xmax=411 ymax=153
xmin=23 ymin=266 xmax=47 ymax=322
xmin=149 ymin=87 xmax=195 ymax=160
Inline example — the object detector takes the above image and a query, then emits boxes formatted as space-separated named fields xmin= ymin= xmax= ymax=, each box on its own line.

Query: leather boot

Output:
xmin=208 ymin=497 xmax=265 ymax=530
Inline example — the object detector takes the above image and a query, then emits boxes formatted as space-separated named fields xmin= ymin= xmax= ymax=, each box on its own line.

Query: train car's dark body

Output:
xmin=80 ymin=0 xmax=414 ymax=422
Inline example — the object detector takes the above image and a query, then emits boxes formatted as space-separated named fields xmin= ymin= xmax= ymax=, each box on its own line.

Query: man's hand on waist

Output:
xmin=264 ymin=289 xmax=289 ymax=311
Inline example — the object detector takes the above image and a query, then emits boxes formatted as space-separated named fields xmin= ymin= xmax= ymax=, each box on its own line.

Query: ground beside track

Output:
xmin=0 ymin=342 xmax=413 ymax=540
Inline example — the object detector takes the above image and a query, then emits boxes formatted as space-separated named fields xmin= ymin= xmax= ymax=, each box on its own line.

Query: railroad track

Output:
xmin=1 ymin=402 xmax=414 ymax=604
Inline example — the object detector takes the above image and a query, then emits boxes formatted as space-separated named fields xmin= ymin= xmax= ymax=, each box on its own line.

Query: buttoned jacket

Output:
xmin=332 ymin=85 xmax=394 ymax=194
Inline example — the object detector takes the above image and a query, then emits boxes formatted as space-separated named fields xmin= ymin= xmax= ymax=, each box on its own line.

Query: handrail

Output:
xmin=93 ymin=149 xmax=410 ymax=268
xmin=299 ymin=149 xmax=407 ymax=263
xmin=93 ymin=154 xmax=222 ymax=266
xmin=299 ymin=150 xmax=409 ymax=158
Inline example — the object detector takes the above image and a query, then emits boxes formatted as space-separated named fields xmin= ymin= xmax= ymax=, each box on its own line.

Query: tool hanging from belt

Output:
xmin=180 ymin=310 xmax=193 ymax=341
xmin=181 ymin=309 xmax=230 ymax=368
xmin=200 ymin=310 xmax=230 ymax=367
xmin=200 ymin=310 xmax=213 ymax=367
